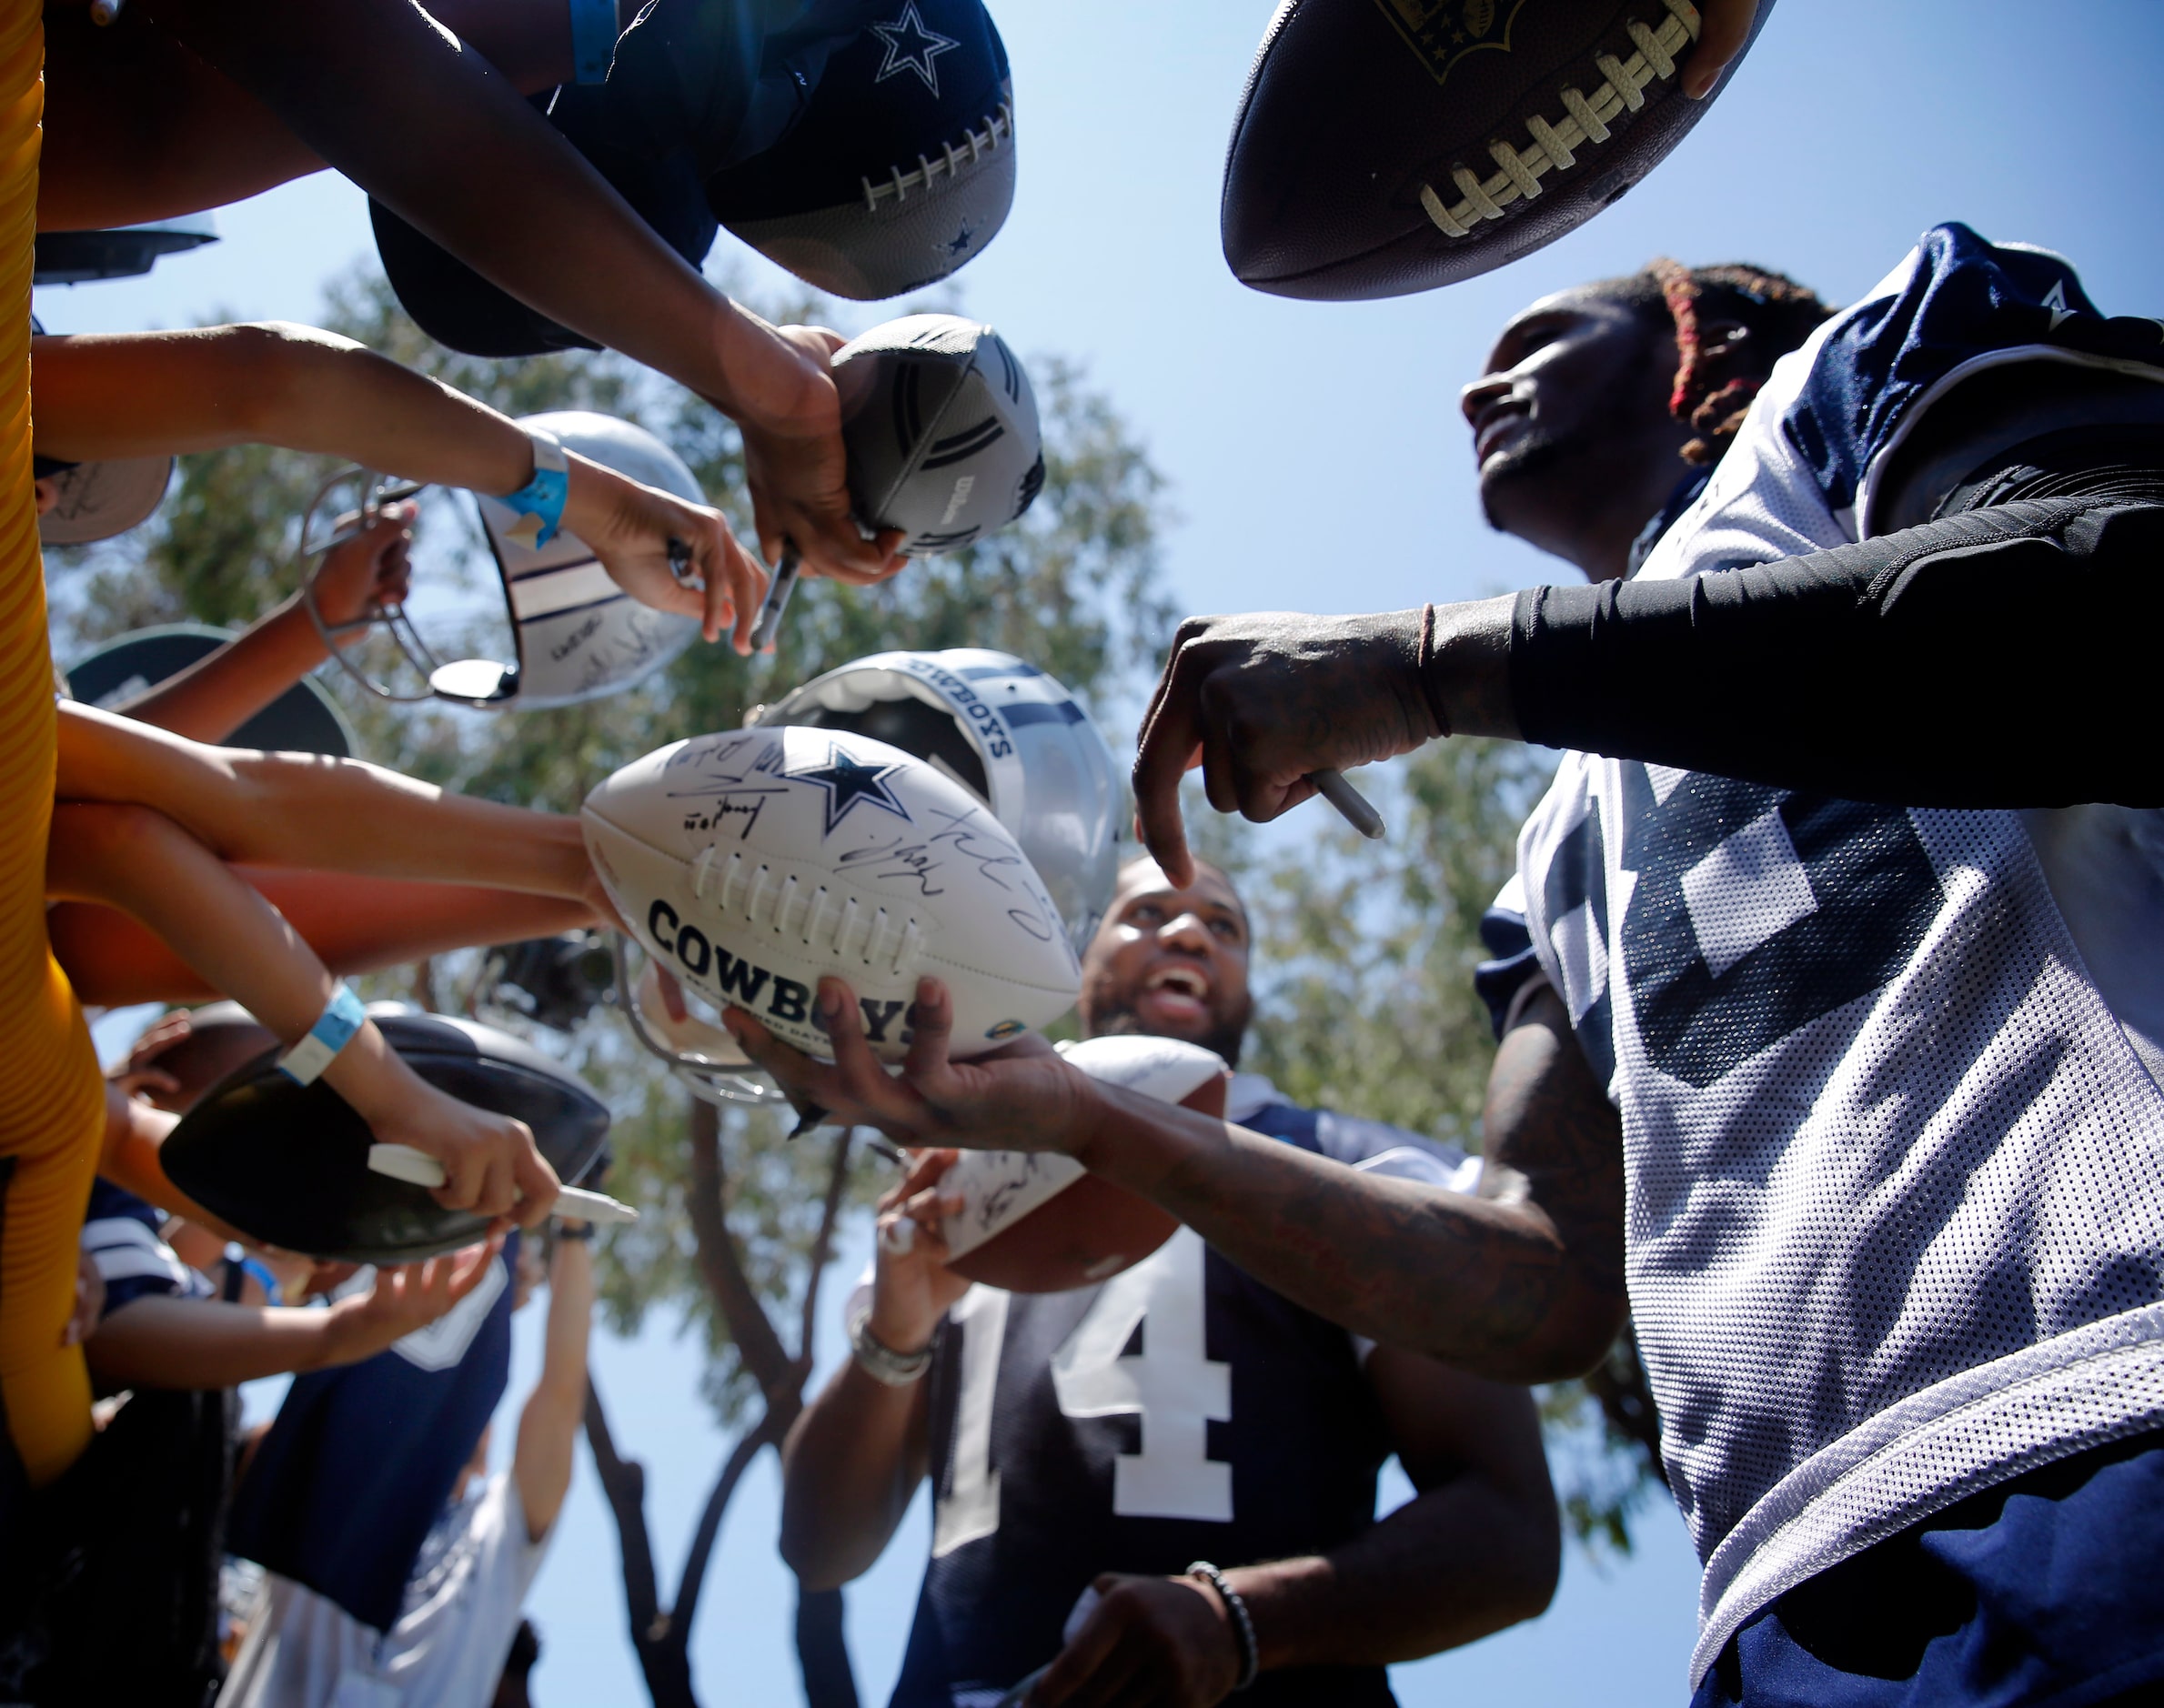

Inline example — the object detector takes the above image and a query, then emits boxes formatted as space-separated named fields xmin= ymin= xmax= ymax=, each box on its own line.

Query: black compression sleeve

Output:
xmin=1509 ymin=496 xmax=2164 ymax=808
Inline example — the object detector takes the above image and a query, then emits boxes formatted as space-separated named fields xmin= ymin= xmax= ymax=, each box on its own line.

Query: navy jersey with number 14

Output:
xmin=887 ymin=1080 xmax=1474 ymax=1708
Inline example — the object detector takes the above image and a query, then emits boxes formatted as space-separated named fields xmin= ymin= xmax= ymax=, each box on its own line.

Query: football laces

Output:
xmin=1417 ymin=0 xmax=1701 ymax=241
xmin=689 ymin=844 xmax=923 ymax=975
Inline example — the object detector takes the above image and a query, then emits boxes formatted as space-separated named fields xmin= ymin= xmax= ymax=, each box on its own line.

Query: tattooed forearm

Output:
xmin=1073 ymin=995 xmax=1626 ymax=1378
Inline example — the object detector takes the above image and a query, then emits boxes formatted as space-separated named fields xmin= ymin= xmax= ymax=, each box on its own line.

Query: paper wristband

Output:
xmin=567 ymin=0 xmax=618 ymax=85
xmin=498 ymin=427 xmax=570 ymax=548
xmin=277 ymin=983 xmax=367 ymax=1085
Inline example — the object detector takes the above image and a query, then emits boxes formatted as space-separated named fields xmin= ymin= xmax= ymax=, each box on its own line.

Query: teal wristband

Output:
xmin=568 ymin=0 xmax=618 ymax=85
xmin=498 ymin=427 xmax=570 ymax=549
xmin=277 ymin=983 xmax=367 ymax=1086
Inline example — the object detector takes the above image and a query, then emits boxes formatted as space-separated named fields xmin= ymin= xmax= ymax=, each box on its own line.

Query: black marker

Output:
xmin=750 ymin=542 xmax=802 ymax=653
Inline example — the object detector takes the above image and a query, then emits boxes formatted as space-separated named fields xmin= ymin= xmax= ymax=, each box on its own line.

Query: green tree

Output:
xmin=47 ymin=265 xmax=1176 ymax=1708
xmin=50 ymin=263 xmax=1665 ymax=1702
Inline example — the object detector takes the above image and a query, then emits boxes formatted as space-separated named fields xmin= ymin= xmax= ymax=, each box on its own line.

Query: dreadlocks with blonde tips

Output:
xmin=1597 ymin=261 xmax=1838 ymax=465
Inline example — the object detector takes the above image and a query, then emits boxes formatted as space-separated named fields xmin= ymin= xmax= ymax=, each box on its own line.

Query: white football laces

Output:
xmin=1417 ymin=0 xmax=1702 ymax=241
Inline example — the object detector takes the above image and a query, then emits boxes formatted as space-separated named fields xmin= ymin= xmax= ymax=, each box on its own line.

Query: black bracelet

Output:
xmin=1187 ymin=1561 xmax=1259 ymax=1693
xmin=1414 ymin=601 xmax=1454 ymax=738
xmin=555 ymin=1221 xmax=597 ymax=1243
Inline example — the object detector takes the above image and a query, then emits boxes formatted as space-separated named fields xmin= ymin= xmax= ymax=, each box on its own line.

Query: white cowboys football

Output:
xmin=581 ymin=726 xmax=1080 ymax=1061
xmin=832 ymin=314 xmax=1044 ymax=556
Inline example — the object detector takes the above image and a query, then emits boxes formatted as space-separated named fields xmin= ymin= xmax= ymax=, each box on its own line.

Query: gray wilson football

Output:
xmin=832 ymin=314 xmax=1044 ymax=556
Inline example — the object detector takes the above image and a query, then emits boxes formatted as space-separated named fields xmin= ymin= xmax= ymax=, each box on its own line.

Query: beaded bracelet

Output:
xmin=1186 ymin=1561 xmax=1259 ymax=1693
xmin=848 ymin=1303 xmax=933 ymax=1386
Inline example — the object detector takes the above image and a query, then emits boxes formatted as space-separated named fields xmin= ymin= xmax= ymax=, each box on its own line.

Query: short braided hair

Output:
xmin=1593 ymin=261 xmax=1837 ymax=464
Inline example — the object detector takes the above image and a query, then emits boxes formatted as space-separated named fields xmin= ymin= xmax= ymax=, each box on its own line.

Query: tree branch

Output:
xmin=685 ymin=1096 xmax=800 ymax=1405
xmin=796 ymin=1585 xmax=861 ymax=1708
xmin=798 ymin=1127 xmax=857 ymax=1363
xmin=668 ymin=1412 xmax=780 ymax=1650
xmin=583 ymin=1371 xmax=662 ymax=1638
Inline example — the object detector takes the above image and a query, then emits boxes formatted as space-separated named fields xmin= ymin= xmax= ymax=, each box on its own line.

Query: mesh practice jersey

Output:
xmin=888 ymin=1080 xmax=1471 ymax=1708
xmin=1509 ymin=224 xmax=2164 ymax=1686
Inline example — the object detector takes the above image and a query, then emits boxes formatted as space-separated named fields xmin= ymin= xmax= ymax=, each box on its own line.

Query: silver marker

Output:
xmin=1309 ymin=768 xmax=1385 ymax=839
xmin=367 ymin=1144 xmax=639 ymax=1225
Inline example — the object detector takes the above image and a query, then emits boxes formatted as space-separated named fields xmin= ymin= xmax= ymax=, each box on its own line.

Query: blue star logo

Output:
xmin=788 ymin=744 xmax=913 ymax=837
xmin=871 ymin=3 xmax=960 ymax=97
xmin=941 ymin=223 xmax=976 ymax=257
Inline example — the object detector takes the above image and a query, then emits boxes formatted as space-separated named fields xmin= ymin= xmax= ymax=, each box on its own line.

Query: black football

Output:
xmin=1223 ymin=0 xmax=1776 ymax=301
xmin=160 ymin=1012 xmax=610 ymax=1264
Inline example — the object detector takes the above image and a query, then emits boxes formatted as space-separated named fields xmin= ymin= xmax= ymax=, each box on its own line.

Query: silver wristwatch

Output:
xmin=848 ymin=1302 xmax=932 ymax=1386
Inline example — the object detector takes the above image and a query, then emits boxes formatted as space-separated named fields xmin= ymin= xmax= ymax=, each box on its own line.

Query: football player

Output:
xmin=736 ymin=227 xmax=2164 ymax=1705
xmin=780 ymin=856 xmax=1559 ymax=1707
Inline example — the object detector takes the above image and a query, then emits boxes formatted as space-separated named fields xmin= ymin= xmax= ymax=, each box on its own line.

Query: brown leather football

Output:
xmin=944 ymin=1068 xmax=1224 ymax=1293
xmin=1222 ymin=0 xmax=1776 ymax=300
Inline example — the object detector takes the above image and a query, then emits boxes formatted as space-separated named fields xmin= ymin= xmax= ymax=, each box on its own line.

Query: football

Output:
xmin=1222 ymin=0 xmax=1776 ymax=300
xmin=581 ymin=726 xmax=1081 ymax=1062
xmin=940 ymin=1035 xmax=1227 ymax=1292
xmin=832 ymin=315 xmax=1044 ymax=556
xmin=157 ymin=1011 xmax=613 ymax=1264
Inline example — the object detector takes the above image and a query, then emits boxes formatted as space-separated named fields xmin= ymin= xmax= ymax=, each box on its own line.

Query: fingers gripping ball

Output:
xmin=582 ymin=727 xmax=1081 ymax=1063
xmin=832 ymin=315 xmax=1044 ymax=557
xmin=938 ymin=1036 xmax=1227 ymax=1292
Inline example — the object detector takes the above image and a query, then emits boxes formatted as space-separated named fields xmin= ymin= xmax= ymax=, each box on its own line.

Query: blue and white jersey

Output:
xmin=80 ymin=1178 xmax=214 ymax=1320
xmin=888 ymin=1078 xmax=1471 ymax=1708
xmin=1507 ymin=225 xmax=2164 ymax=1685
xmin=226 ymin=1236 xmax=518 ymax=1635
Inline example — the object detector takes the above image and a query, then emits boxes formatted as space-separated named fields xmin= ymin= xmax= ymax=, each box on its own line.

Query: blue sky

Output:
xmin=55 ymin=1 xmax=2164 ymax=1703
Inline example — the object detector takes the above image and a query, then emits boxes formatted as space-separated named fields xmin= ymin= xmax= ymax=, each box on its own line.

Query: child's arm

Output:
xmin=96 ymin=1079 xmax=255 ymax=1240
xmin=34 ymin=324 xmax=767 ymax=648
xmin=108 ymin=505 xmax=413 ymax=744
xmin=86 ymin=1241 xmax=502 ymax=1391
xmin=51 ymin=803 xmax=559 ymax=1223
xmin=514 ymin=1228 xmax=596 ymax=1542
xmin=54 ymin=699 xmax=604 ymax=918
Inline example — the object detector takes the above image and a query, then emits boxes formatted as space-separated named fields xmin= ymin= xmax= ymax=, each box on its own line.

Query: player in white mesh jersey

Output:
xmin=731 ymin=226 xmax=2164 ymax=1706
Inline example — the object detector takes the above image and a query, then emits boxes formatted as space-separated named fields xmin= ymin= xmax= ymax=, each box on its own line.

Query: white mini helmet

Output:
xmin=758 ymin=648 xmax=1120 ymax=951
xmin=468 ymin=412 xmax=704 ymax=708
xmin=307 ymin=411 xmax=704 ymax=709
xmin=831 ymin=316 xmax=1043 ymax=557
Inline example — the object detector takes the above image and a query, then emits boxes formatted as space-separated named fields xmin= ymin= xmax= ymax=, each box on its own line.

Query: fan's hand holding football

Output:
xmin=1030 ymin=1572 xmax=1243 ymax=1708
xmin=562 ymin=453 xmax=769 ymax=653
xmin=323 ymin=1238 xmax=504 ymax=1362
xmin=1685 ymin=0 xmax=1759 ymax=99
xmin=310 ymin=501 xmax=415 ymax=636
xmin=868 ymin=1148 xmax=971 ymax=1354
xmin=730 ymin=322 xmax=907 ymax=587
xmin=324 ymin=1028 xmax=560 ymax=1227
xmin=723 ymin=977 xmax=1091 ymax=1157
